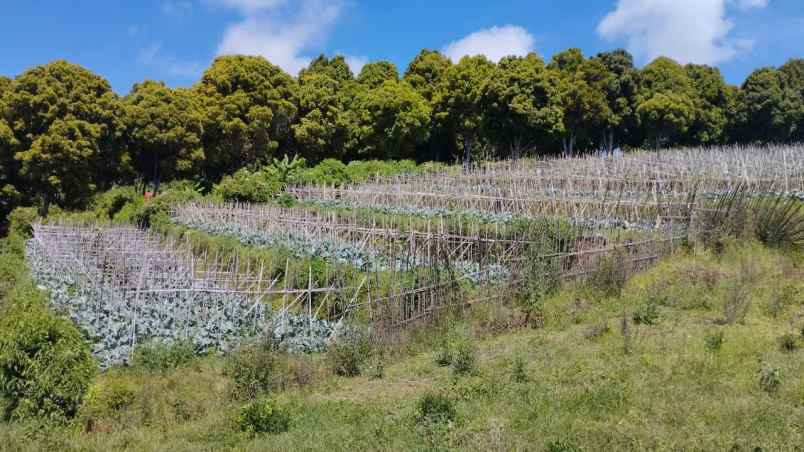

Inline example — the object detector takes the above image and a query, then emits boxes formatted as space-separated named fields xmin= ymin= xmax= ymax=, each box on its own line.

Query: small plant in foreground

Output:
xmin=510 ymin=356 xmax=528 ymax=383
xmin=451 ymin=340 xmax=477 ymax=376
xmin=778 ymin=334 xmax=800 ymax=352
xmin=632 ymin=302 xmax=659 ymax=325
xmin=415 ymin=392 xmax=456 ymax=424
xmin=132 ymin=339 xmax=196 ymax=371
xmin=236 ymin=398 xmax=291 ymax=435
xmin=226 ymin=339 xmax=287 ymax=400
xmin=328 ymin=331 xmax=372 ymax=377
xmin=704 ymin=330 xmax=725 ymax=351
xmin=545 ymin=439 xmax=581 ymax=452
xmin=759 ymin=363 xmax=781 ymax=394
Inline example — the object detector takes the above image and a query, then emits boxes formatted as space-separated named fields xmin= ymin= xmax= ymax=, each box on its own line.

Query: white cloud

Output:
xmin=138 ymin=42 xmax=202 ymax=78
xmin=598 ymin=0 xmax=769 ymax=66
xmin=442 ymin=25 xmax=535 ymax=63
xmin=214 ymin=0 xmax=360 ymax=76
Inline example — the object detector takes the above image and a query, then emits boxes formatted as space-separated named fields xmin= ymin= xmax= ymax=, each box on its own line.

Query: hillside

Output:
xmin=2 ymin=240 xmax=802 ymax=451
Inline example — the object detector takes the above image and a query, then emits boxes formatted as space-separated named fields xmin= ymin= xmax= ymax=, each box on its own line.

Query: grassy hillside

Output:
xmin=2 ymin=240 xmax=802 ymax=451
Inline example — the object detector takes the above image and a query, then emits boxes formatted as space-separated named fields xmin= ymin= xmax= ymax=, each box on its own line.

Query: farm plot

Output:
xmin=26 ymin=224 xmax=345 ymax=368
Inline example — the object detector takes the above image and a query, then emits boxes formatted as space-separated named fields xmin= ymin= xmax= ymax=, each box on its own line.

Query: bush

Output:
xmin=93 ymin=186 xmax=140 ymax=220
xmin=778 ymin=334 xmax=799 ymax=352
xmin=78 ymin=378 xmax=136 ymax=425
xmin=328 ymin=332 xmax=372 ymax=377
xmin=632 ymin=302 xmax=659 ymax=326
xmin=758 ymin=363 xmax=781 ymax=394
xmin=236 ymin=398 xmax=291 ymax=435
xmin=213 ymin=168 xmax=282 ymax=203
xmin=7 ymin=207 xmax=39 ymax=238
xmin=131 ymin=339 xmax=197 ymax=371
xmin=226 ymin=340 xmax=288 ymax=400
xmin=510 ymin=356 xmax=528 ymax=383
xmin=451 ymin=340 xmax=476 ymax=376
xmin=0 ymin=283 xmax=96 ymax=420
xmin=299 ymin=159 xmax=349 ymax=186
xmin=704 ymin=330 xmax=725 ymax=351
xmin=415 ymin=391 xmax=456 ymax=424
xmin=588 ymin=250 xmax=628 ymax=295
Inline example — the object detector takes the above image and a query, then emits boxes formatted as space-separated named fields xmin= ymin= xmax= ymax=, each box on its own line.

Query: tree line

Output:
xmin=0 ymin=49 xmax=803 ymax=218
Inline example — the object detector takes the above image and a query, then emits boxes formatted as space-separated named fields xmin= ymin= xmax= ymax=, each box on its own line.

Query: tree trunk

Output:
xmin=39 ymin=193 xmax=51 ymax=217
xmin=153 ymin=151 xmax=161 ymax=194
xmin=463 ymin=135 xmax=473 ymax=166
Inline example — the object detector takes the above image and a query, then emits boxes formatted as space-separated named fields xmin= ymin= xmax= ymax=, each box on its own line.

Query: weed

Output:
xmin=510 ymin=356 xmax=528 ymax=383
xmin=236 ymin=398 xmax=291 ymax=435
xmin=632 ymin=302 xmax=659 ymax=326
xmin=545 ymin=439 xmax=581 ymax=452
xmin=583 ymin=322 xmax=610 ymax=340
xmin=328 ymin=331 xmax=372 ymax=377
xmin=720 ymin=280 xmax=751 ymax=325
xmin=451 ymin=340 xmax=476 ymax=376
xmin=704 ymin=330 xmax=725 ymax=351
xmin=226 ymin=339 xmax=287 ymax=400
xmin=132 ymin=339 xmax=197 ymax=371
xmin=778 ymin=334 xmax=800 ymax=352
xmin=759 ymin=363 xmax=781 ymax=394
xmin=415 ymin=392 xmax=456 ymax=425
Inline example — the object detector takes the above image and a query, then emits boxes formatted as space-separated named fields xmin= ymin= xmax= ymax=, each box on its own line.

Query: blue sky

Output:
xmin=1 ymin=0 xmax=801 ymax=94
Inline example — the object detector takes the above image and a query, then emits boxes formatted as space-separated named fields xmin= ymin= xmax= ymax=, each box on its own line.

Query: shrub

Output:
xmin=328 ymin=332 xmax=372 ymax=377
xmin=720 ymin=280 xmax=751 ymax=325
xmin=510 ymin=356 xmax=528 ymax=383
xmin=7 ymin=207 xmax=39 ymax=238
xmin=213 ymin=168 xmax=282 ymax=203
xmin=758 ymin=363 xmax=781 ymax=394
xmin=753 ymin=195 xmax=804 ymax=250
xmin=132 ymin=339 xmax=197 ymax=371
xmin=236 ymin=398 xmax=291 ymax=435
xmin=78 ymin=378 xmax=136 ymax=427
xmin=93 ymin=186 xmax=140 ymax=220
xmin=451 ymin=340 xmax=476 ymax=376
xmin=588 ymin=250 xmax=628 ymax=295
xmin=632 ymin=302 xmax=659 ymax=326
xmin=415 ymin=391 xmax=456 ymax=424
xmin=0 ymin=283 xmax=96 ymax=420
xmin=704 ymin=330 xmax=725 ymax=351
xmin=778 ymin=334 xmax=800 ymax=352
xmin=299 ymin=159 xmax=349 ymax=186
xmin=226 ymin=340 xmax=288 ymax=400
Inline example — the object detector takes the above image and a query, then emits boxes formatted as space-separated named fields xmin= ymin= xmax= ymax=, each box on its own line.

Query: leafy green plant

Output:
xmin=510 ymin=356 xmax=528 ymax=383
xmin=7 ymin=207 xmax=39 ymax=238
xmin=451 ymin=340 xmax=477 ymax=376
xmin=298 ymin=158 xmax=349 ymax=186
xmin=778 ymin=334 xmax=799 ymax=352
xmin=704 ymin=330 xmax=725 ymax=351
xmin=0 ymin=283 xmax=96 ymax=420
xmin=213 ymin=168 xmax=283 ymax=203
xmin=328 ymin=331 xmax=372 ymax=377
xmin=132 ymin=339 xmax=197 ymax=371
xmin=632 ymin=302 xmax=659 ymax=326
xmin=415 ymin=391 xmax=456 ymax=424
xmin=758 ymin=363 xmax=781 ymax=394
xmin=236 ymin=398 xmax=291 ymax=435
xmin=226 ymin=340 xmax=288 ymax=400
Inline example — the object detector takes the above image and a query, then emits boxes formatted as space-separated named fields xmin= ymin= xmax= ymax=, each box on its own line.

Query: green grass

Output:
xmin=2 ymin=241 xmax=803 ymax=451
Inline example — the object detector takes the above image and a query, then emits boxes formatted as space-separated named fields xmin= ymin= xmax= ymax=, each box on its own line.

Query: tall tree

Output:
xmin=733 ymin=67 xmax=799 ymax=143
xmin=549 ymin=49 xmax=613 ymax=155
xmin=5 ymin=61 xmax=121 ymax=213
xmin=593 ymin=49 xmax=639 ymax=152
xmin=779 ymin=59 xmax=804 ymax=141
xmin=357 ymin=61 xmax=399 ymax=89
xmin=121 ymin=81 xmax=205 ymax=191
xmin=292 ymin=70 xmax=355 ymax=162
xmin=483 ymin=53 xmax=563 ymax=158
xmin=348 ymin=80 xmax=431 ymax=160
xmin=434 ymin=55 xmax=496 ymax=164
xmin=196 ymin=55 xmax=297 ymax=181
xmin=684 ymin=64 xmax=732 ymax=145
xmin=404 ymin=50 xmax=451 ymax=102
xmin=299 ymin=54 xmax=354 ymax=82
xmin=636 ymin=57 xmax=696 ymax=148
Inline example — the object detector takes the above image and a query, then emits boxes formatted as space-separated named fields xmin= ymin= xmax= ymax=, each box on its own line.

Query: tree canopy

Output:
xmin=1 ymin=49 xmax=802 ymax=218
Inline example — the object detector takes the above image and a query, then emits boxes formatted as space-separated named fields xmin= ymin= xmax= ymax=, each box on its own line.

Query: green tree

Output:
xmin=636 ymin=57 xmax=696 ymax=148
xmin=292 ymin=61 xmax=357 ymax=162
xmin=5 ymin=61 xmax=122 ymax=214
xmin=593 ymin=49 xmax=640 ymax=152
xmin=299 ymin=54 xmax=354 ymax=82
xmin=779 ymin=59 xmax=804 ymax=141
xmin=684 ymin=64 xmax=732 ymax=145
xmin=549 ymin=49 xmax=613 ymax=154
xmin=349 ymin=80 xmax=431 ymax=159
xmin=434 ymin=55 xmax=496 ymax=164
xmin=357 ymin=61 xmax=399 ymax=89
xmin=733 ymin=67 xmax=799 ymax=143
xmin=196 ymin=55 xmax=297 ymax=181
xmin=483 ymin=53 xmax=563 ymax=158
xmin=122 ymin=81 xmax=204 ymax=191
xmin=404 ymin=50 xmax=451 ymax=103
